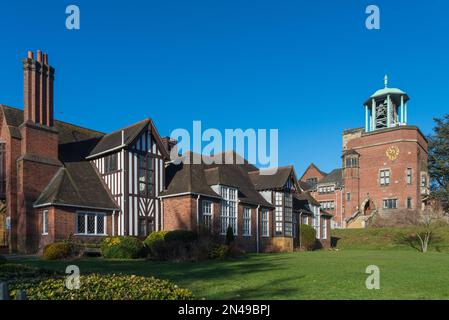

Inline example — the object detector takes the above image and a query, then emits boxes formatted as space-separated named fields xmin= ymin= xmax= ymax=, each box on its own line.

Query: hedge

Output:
xmin=101 ymin=236 xmax=144 ymax=259
xmin=11 ymin=274 xmax=193 ymax=300
xmin=300 ymin=224 xmax=317 ymax=251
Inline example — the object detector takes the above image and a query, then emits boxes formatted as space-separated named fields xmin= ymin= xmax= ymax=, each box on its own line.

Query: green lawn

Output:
xmin=14 ymin=250 xmax=449 ymax=300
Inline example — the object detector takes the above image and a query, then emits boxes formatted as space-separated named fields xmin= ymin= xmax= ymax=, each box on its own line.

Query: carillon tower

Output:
xmin=342 ymin=76 xmax=429 ymax=228
xmin=364 ymin=75 xmax=409 ymax=132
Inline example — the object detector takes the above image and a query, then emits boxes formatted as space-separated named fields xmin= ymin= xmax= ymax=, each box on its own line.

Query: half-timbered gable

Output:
xmin=88 ymin=119 xmax=168 ymax=237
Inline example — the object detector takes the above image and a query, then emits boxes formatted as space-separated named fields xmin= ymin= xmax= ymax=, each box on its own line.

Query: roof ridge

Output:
xmin=103 ymin=118 xmax=150 ymax=137
xmin=0 ymin=104 xmax=105 ymax=136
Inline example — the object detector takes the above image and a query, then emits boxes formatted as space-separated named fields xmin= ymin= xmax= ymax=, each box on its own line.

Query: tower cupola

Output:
xmin=364 ymin=76 xmax=409 ymax=132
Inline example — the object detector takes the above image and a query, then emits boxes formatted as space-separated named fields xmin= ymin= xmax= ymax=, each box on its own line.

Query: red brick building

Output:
xmin=300 ymin=77 xmax=429 ymax=228
xmin=161 ymin=153 xmax=332 ymax=252
xmin=0 ymin=51 xmax=171 ymax=253
xmin=0 ymin=51 xmax=331 ymax=253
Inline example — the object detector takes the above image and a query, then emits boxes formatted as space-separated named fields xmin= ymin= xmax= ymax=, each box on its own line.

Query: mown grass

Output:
xmin=14 ymin=249 xmax=449 ymax=300
xmin=331 ymin=224 xmax=449 ymax=252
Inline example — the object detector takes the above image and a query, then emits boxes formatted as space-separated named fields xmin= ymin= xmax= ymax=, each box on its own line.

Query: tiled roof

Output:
xmin=1 ymin=105 xmax=117 ymax=210
xmin=162 ymin=152 xmax=274 ymax=207
xmin=248 ymin=166 xmax=296 ymax=191
xmin=318 ymin=168 xmax=343 ymax=186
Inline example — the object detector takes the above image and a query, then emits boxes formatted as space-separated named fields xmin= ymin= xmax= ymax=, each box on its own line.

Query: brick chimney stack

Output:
xmin=23 ymin=50 xmax=54 ymax=127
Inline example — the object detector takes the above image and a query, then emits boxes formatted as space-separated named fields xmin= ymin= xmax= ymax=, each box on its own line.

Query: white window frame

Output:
xmin=406 ymin=168 xmax=413 ymax=185
xmin=380 ymin=169 xmax=391 ymax=186
xmin=243 ymin=207 xmax=251 ymax=236
xmin=76 ymin=211 xmax=107 ymax=236
xmin=383 ymin=199 xmax=398 ymax=210
xmin=220 ymin=186 xmax=238 ymax=235
xmin=284 ymin=193 xmax=293 ymax=237
xmin=261 ymin=209 xmax=269 ymax=237
xmin=202 ymin=200 xmax=213 ymax=230
xmin=275 ymin=192 xmax=283 ymax=235
xmin=42 ymin=210 xmax=49 ymax=235
xmin=322 ymin=217 xmax=327 ymax=240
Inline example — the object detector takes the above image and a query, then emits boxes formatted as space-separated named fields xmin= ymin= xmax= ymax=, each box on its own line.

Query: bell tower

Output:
xmin=364 ymin=76 xmax=409 ymax=132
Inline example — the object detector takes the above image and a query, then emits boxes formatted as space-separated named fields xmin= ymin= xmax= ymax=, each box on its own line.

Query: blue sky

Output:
xmin=0 ymin=0 xmax=448 ymax=175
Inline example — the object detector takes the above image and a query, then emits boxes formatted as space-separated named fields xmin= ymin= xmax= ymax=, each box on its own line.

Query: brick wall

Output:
xmin=344 ymin=126 xmax=428 ymax=221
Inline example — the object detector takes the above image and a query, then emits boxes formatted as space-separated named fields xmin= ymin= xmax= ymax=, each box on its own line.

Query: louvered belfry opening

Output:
xmin=23 ymin=50 xmax=55 ymax=127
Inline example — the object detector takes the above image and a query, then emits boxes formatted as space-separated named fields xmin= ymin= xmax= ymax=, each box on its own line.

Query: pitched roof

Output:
xmin=162 ymin=152 xmax=273 ymax=207
xmin=299 ymin=163 xmax=327 ymax=181
xmin=1 ymin=105 xmax=104 ymax=143
xmin=248 ymin=166 xmax=297 ymax=191
xmin=318 ymin=168 xmax=343 ymax=186
xmin=298 ymin=180 xmax=313 ymax=192
xmin=0 ymin=105 xmax=118 ymax=210
xmin=87 ymin=119 xmax=149 ymax=157
xmin=294 ymin=192 xmax=320 ymax=207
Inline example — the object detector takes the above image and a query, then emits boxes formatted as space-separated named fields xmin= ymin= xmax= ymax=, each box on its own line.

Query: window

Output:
xmin=261 ymin=209 xmax=269 ymax=237
xmin=312 ymin=206 xmax=320 ymax=238
xmin=303 ymin=216 xmax=309 ymax=225
xmin=306 ymin=177 xmax=318 ymax=185
xmin=318 ymin=185 xmax=335 ymax=194
xmin=275 ymin=192 xmax=283 ymax=235
xmin=76 ymin=212 xmax=106 ymax=235
xmin=320 ymin=201 xmax=335 ymax=210
xmin=322 ymin=218 xmax=327 ymax=240
xmin=202 ymin=200 xmax=213 ymax=231
xmin=243 ymin=207 xmax=251 ymax=236
xmin=42 ymin=210 xmax=48 ymax=235
xmin=284 ymin=193 xmax=293 ymax=237
xmin=407 ymin=197 xmax=413 ymax=209
xmin=421 ymin=174 xmax=427 ymax=188
xmin=104 ymin=153 xmax=118 ymax=173
xmin=347 ymin=192 xmax=351 ymax=201
xmin=380 ymin=169 xmax=390 ymax=186
xmin=138 ymin=154 xmax=154 ymax=197
xmin=383 ymin=199 xmax=397 ymax=210
xmin=406 ymin=168 xmax=413 ymax=185
xmin=220 ymin=186 xmax=237 ymax=235
xmin=138 ymin=218 xmax=154 ymax=237
xmin=345 ymin=157 xmax=358 ymax=168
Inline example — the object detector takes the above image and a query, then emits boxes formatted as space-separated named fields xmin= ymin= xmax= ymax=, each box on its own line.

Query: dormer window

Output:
xmin=306 ymin=177 xmax=318 ymax=185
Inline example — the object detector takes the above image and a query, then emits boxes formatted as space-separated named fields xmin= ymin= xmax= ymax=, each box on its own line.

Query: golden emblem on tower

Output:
xmin=386 ymin=145 xmax=400 ymax=161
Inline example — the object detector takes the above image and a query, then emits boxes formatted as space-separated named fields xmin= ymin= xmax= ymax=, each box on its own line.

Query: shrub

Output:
xmin=225 ymin=226 xmax=235 ymax=245
xmin=209 ymin=244 xmax=229 ymax=260
xmin=300 ymin=224 xmax=317 ymax=251
xmin=11 ymin=274 xmax=193 ymax=300
xmin=43 ymin=242 xmax=72 ymax=260
xmin=0 ymin=254 xmax=7 ymax=265
xmin=101 ymin=236 xmax=144 ymax=259
xmin=165 ymin=230 xmax=197 ymax=243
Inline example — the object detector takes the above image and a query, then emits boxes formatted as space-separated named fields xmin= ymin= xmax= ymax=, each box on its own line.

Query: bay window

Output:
xmin=76 ymin=212 xmax=106 ymax=235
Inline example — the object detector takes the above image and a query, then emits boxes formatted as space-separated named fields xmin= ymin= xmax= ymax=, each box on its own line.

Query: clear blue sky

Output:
xmin=0 ymin=0 xmax=448 ymax=175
